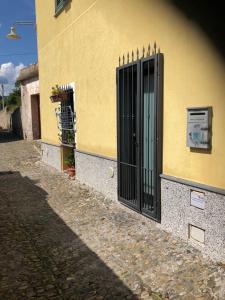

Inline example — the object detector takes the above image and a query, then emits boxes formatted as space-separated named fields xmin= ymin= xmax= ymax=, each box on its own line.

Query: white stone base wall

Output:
xmin=160 ymin=178 xmax=225 ymax=263
xmin=41 ymin=142 xmax=61 ymax=171
xmin=75 ymin=151 xmax=117 ymax=201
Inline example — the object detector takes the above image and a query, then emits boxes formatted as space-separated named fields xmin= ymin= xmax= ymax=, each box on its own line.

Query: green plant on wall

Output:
xmin=51 ymin=84 xmax=65 ymax=95
xmin=3 ymin=81 xmax=21 ymax=111
xmin=65 ymin=150 xmax=75 ymax=167
xmin=58 ymin=130 xmax=74 ymax=145
xmin=65 ymin=130 xmax=74 ymax=144
xmin=50 ymin=84 xmax=68 ymax=102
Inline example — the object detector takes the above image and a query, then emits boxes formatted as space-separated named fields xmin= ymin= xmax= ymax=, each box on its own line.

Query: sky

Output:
xmin=0 ymin=0 xmax=37 ymax=94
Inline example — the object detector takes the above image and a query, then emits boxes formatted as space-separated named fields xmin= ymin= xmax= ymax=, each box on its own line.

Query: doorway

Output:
xmin=117 ymin=54 xmax=163 ymax=221
xmin=31 ymin=94 xmax=41 ymax=140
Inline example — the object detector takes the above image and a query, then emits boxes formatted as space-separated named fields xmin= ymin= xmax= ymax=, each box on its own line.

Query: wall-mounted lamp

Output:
xmin=7 ymin=21 xmax=36 ymax=40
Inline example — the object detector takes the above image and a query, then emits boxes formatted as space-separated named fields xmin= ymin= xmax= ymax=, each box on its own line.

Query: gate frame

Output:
xmin=140 ymin=54 xmax=163 ymax=222
xmin=116 ymin=60 xmax=141 ymax=212
xmin=116 ymin=53 xmax=163 ymax=222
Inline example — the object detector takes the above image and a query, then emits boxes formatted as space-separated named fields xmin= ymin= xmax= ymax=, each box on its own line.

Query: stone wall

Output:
xmin=159 ymin=178 xmax=225 ymax=263
xmin=41 ymin=142 xmax=62 ymax=171
xmin=0 ymin=109 xmax=11 ymax=130
xmin=75 ymin=150 xmax=117 ymax=201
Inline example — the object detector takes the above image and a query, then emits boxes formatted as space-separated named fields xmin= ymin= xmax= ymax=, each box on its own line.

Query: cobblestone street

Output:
xmin=0 ymin=131 xmax=225 ymax=300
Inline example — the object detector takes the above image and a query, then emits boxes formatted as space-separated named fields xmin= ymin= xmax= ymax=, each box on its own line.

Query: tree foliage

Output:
xmin=3 ymin=81 xmax=21 ymax=111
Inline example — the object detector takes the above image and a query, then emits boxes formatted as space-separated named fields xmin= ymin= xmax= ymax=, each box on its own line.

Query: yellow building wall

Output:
xmin=35 ymin=0 xmax=225 ymax=189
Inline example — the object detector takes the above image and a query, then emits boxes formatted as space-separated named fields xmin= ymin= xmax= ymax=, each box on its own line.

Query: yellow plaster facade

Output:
xmin=35 ymin=0 xmax=225 ymax=189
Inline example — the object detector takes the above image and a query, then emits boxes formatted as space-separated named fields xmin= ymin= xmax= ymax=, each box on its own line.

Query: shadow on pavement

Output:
xmin=0 ymin=171 xmax=137 ymax=299
xmin=0 ymin=130 xmax=23 ymax=144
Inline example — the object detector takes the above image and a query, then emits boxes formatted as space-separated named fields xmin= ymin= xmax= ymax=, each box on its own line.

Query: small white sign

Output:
xmin=190 ymin=190 xmax=205 ymax=210
xmin=189 ymin=224 xmax=205 ymax=244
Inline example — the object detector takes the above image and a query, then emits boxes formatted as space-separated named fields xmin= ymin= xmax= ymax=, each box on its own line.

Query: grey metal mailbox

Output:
xmin=187 ymin=107 xmax=212 ymax=149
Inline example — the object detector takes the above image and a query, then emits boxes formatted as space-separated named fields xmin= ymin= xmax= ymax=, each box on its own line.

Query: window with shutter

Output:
xmin=55 ymin=0 xmax=68 ymax=16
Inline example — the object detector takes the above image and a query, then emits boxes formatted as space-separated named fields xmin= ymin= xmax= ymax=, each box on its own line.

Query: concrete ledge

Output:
xmin=75 ymin=149 xmax=117 ymax=162
xmin=75 ymin=151 xmax=117 ymax=201
xmin=160 ymin=174 xmax=225 ymax=196
xmin=42 ymin=141 xmax=61 ymax=148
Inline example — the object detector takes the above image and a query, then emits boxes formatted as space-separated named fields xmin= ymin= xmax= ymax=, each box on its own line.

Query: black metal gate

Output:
xmin=117 ymin=53 xmax=163 ymax=221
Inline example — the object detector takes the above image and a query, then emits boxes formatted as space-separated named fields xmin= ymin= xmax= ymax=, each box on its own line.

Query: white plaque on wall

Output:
xmin=190 ymin=190 xmax=205 ymax=210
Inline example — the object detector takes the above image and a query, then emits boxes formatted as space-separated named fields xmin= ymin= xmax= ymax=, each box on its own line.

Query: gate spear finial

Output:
xmin=147 ymin=44 xmax=151 ymax=56
xmin=142 ymin=46 xmax=145 ymax=58
xmin=154 ymin=41 xmax=157 ymax=54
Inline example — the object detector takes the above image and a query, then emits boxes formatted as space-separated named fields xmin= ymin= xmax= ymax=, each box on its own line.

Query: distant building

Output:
xmin=17 ymin=63 xmax=41 ymax=140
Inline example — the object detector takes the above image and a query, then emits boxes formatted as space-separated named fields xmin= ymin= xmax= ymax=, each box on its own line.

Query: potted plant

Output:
xmin=58 ymin=132 xmax=62 ymax=143
xmin=50 ymin=84 xmax=68 ymax=102
xmin=65 ymin=130 xmax=75 ymax=145
xmin=65 ymin=151 xmax=75 ymax=177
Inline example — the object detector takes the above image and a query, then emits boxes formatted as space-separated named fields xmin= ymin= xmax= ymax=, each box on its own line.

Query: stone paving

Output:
xmin=0 ymin=131 xmax=225 ymax=300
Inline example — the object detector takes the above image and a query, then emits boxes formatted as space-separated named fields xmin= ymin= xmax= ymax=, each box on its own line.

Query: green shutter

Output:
xmin=55 ymin=0 xmax=68 ymax=16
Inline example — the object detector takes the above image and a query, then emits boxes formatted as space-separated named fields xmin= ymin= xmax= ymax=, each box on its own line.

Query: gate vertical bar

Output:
xmin=116 ymin=68 xmax=121 ymax=199
xmin=136 ymin=60 xmax=141 ymax=211
xmin=147 ymin=59 xmax=150 ymax=211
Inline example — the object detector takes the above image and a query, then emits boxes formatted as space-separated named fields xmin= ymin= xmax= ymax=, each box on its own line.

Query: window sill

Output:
xmin=61 ymin=143 xmax=75 ymax=148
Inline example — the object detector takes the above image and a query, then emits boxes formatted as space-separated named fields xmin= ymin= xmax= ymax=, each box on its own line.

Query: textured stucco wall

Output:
xmin=75 ymin=151 xmax=117 ymax=201
xmin=35 ymin=0 xmax=225 ymax=189
xmin=21 ymin=77 xmax=39 ymax=140
xmin=160 ymin=178 xmax=225 ymax=263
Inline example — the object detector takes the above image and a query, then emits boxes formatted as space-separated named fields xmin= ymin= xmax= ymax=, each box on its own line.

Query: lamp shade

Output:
xmin=7 ymin=27 xmax=21 ymax=40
